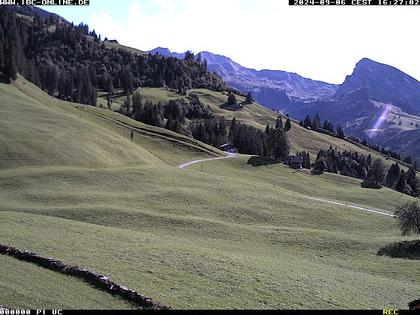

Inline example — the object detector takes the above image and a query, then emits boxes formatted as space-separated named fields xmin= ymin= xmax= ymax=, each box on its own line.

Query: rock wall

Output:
xmin=0 ymin=244 xmax=169 ymax=310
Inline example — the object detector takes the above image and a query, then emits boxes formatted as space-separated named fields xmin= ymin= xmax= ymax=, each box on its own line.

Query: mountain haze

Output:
xmin=150 ymin=48 xmax=420 ymax=158
xmin=291 ymin=58 xmax=420 ymax=157
xmin=149 ymin=48 xmax=338 ymax=109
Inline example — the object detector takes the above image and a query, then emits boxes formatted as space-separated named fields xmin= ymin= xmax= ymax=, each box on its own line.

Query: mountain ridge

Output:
xmin=149 ymin=47 xmax=420 ymax=158
xmin=148 ymin=47 xmax=338 ymax=108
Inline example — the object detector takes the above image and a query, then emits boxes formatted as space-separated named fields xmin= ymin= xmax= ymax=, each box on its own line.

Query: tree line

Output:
xmin=119 ymin=89 xmax=292 ymax=159
xmin=0 ymin=7 xmax=227 ymax=106
xmin=299 ymin=112 xmax=416 ymax=167
xmin=313 ymin=146 xmax=419 ymax=197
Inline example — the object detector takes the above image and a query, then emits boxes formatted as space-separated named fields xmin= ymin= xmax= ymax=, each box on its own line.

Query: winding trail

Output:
xmin=303 ymin=195 xmax=395 ymax=217
xmin=177 ymin=152 xmax=237 ymax=169
xmin=178 ymin=153 xmax=395 ymax=218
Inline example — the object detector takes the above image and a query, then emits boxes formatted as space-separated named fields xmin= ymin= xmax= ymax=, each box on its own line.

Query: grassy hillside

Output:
xmin=1 ymin=78 xmax=419 ymax=309
xmin=7 ymin=77 xmax=222 ymax=166
xmin=0 ymin=255 xmax=134 ymax=309
xmin=104 ymin=87 xmax=406 ymax=168
xmin=0 ymin=80 xmax=160 ymax=169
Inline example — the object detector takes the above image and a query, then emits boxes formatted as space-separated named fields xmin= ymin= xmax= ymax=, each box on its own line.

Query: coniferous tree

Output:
xmin=284 ymin=117 xmax=292 ymax=132
xmin=0 ymin=37 xmax=4 ymax=70
xmin=368 ymin=159 xmax=386 ymax=185
xmin=322 ymin=120 xmax=334 ymax=133
xmin=120 ymin=92 xmax=131 ymax=115
xmin=265 ymin=124 xmax=270 ymax=136
xmin=314 ymin=156 xmax=328 ymax=174
xmin=267 ymin=128 xmax=290 ymax=161
xmin=275 ymin=116 xmax=284 ymax=130
xmin=297 ymin=151 xmax=311 ymax=169
xmin=396 ymin=170 xmax=407 ymax=193
xmin=245 ymin=91 xmax=254 ymax=104
xmin=303 ymin=115 xmax=312 ymax=129
xmin=132 ymin=91 xmax=143 ymax=120
xmin=312 ymin=113 xmax=321 ymax=131
xmin=165 ymin=114 xmax=175 ymax=131
xmin=406 ymin=167 xmax=419 ymax=197
xmin=151 ymin=104 xmax=163 ymax=127
xmin=336 ymin=126 xmax=345 ymax=139
xmin=227 ymin=92 xmax=238 ymax=106
xmin=229 ymin=117 xmax=237 ymax=142
xmin=385 ymin=163 xmax=401 ymax=188
xmin=3 ymin=41 xmax=17 ymax=82
xmin=46 ymin=64 xmax=59 ymax=95
xmin=403 ymin=156 xmax=413 ymax=165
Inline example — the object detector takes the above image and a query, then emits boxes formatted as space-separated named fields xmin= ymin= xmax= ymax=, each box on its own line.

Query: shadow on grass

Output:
xmin=247 ymin=156 xmax=279 ymax=167
xmin=0 ymin=76 xmax=11 ymax=84
xmin=377 ymin=240 xmax=420 ymax=260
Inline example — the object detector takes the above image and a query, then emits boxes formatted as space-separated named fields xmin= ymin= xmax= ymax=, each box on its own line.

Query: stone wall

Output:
xmin=0 ymin=244 xmax=169 ymax=310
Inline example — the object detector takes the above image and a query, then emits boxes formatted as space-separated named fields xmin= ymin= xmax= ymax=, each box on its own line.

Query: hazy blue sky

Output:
xmin=41 ymin=0 xmax=420 ymax=84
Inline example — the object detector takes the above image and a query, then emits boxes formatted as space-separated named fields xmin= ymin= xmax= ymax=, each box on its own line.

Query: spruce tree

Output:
xmin=245 ymin=91 xmax=254 ymax=104
xmin=267 ymin=128 xmax=290 ymax=161
xmin=165 ymin=114 xmax=175 ymax=131
xmin=132 ymin=91 xmax=143 ymax=120
xmin=368 ymin=159 xmax=386 ymax=185
xmin=284 ymin=118 xmax=292 ymax=132
xmin=265 ymin=124 xmax=270 ymax=136
xmin=336 ymin=126 xmax=345 ymax=139
xmin=314 ymin=156 xmax=328 ymax=174
xmin=0 ymin=40 xmax=4 ymax=70
xmin=275 ymin=116 xmax=284 ymax=130
xmin=229 ymin=118 xmax=237 ymax=141
xmin=396 ymin=170 xmax=407 ymax=193
xmin=406 ymin=167 xmax=419 ymax=196
xmin=312 ymin=113 xmax=321 ymax=131
xmin=385 ymin=163 xmax=400 ymax=188
xmin=303 ymin=115 xmax=312 ymax=129
xmin=227 ymin=93 xmax=238 ymax=106
xmin=3 ymin=41 xmax=17 ymax=82
xmin=0 ymin=24 xmax=4 ymax=69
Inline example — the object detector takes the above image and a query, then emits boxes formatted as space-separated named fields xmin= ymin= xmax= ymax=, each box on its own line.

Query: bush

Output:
xmin=361 ymin=180 xmax=382 ymax=189
xmin=377 ymin=240 xmax=420 ymax=259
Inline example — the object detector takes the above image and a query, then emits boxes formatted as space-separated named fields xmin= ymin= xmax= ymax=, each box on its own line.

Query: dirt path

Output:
xmin=178 ymin=153 xmax=395 ymax=218
xmin=177 ymin=152 xmax=237 ymax=170
xmin=303 ymin=195 xmax=395 ymax=217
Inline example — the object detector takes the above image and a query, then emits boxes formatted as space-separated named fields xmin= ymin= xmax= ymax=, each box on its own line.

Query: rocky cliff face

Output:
xmin=149 ymin=48 xmax=420 ymax=157
xmin=335 ymin=58 xmax=420 ymax=116
xmin=288 ymin=58 xmax=420 ymax=157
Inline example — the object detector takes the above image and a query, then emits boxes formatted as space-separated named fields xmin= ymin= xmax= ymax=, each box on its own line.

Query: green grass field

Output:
xmin=103 ymin=87 xmax=406 ymax=168
xmin=1 ymin=78 xmax=419 ymax=309
xmin=0 ymin=255 xmax=135 ymax=309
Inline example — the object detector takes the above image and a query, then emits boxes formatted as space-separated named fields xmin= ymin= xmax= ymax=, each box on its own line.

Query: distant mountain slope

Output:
xmin=289 ymin=58 xmax=420 ymax=157
xmin=150 ymin=48 xmax=420 ymax=158
xmin=336 ymin=58 xmax=420 ymax=115
xmin=148 ymin=48 xmax=338 ymax=109
xmin=149 ymin=47 xmax=186 ymax=60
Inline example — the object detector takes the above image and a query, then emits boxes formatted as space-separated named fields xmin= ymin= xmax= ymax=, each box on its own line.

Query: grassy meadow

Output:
xmin=101 ymin=86 xmax=407 ymax=168
xmin=0 ymin=77 xmax=419 ymax=309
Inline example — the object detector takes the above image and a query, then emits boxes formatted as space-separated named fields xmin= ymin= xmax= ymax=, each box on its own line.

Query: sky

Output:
xmin=40 ymin=0 xmax=420 ymax=84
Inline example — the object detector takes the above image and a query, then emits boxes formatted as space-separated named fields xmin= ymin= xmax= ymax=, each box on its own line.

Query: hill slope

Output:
xmin=1 ymin=78 xmax=418 ymax=309
xmin=0 ymin=78 xmax=161 ymax=169
xmin=149 ymin=48 xmax=420 ymax=159
xmin=114 ymin=86 xmax=408 ymax=169
xmin=148 ymin=48 xmax=338 ymax=107
xmin=290 ymin=58 xmax=420 ymax=157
